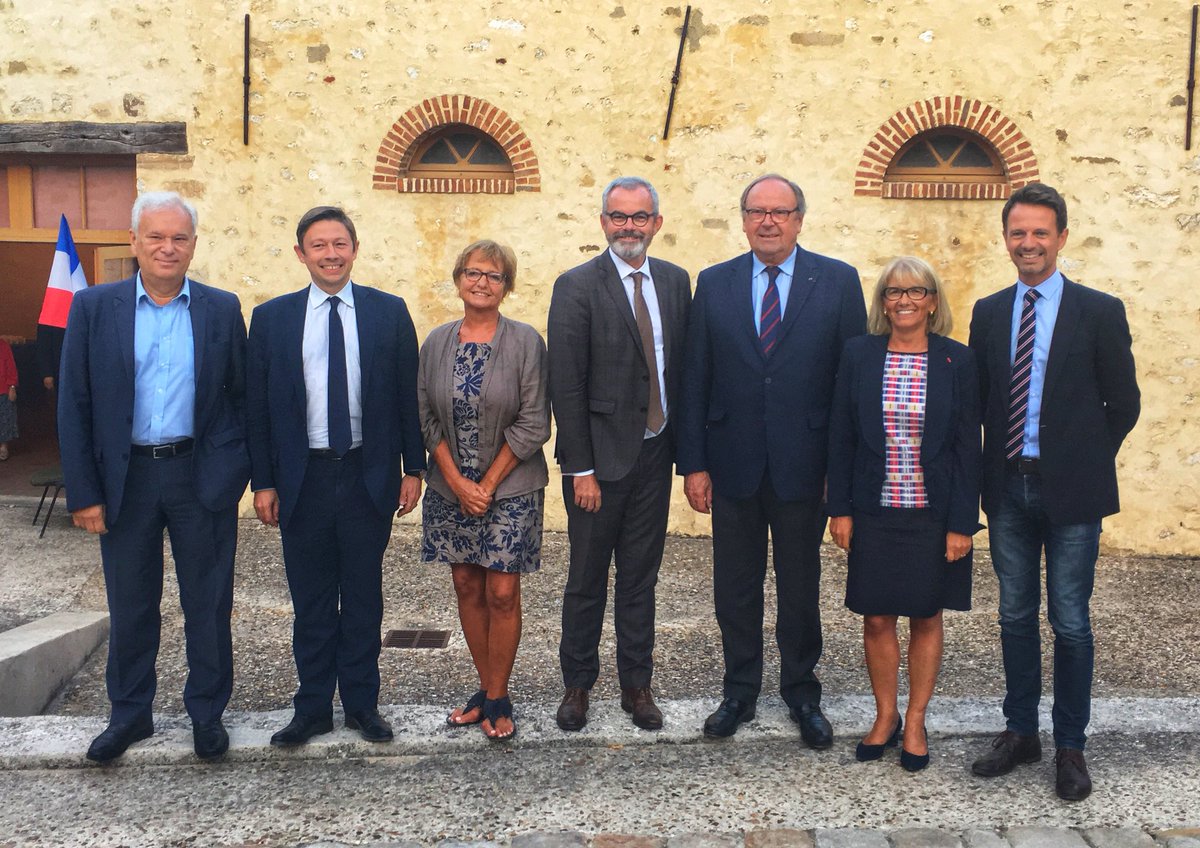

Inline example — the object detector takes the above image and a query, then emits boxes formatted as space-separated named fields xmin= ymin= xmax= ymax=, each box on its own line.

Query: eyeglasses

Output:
xmin=461 ymin=268 xmax=506 ymax=285
xmin=742 ymin=208 xmax=799 ymax=224
xmin=604 ymin=211 xmax=655 ymax=226
xmin=882 ymin=286 xmax=934 ymax=301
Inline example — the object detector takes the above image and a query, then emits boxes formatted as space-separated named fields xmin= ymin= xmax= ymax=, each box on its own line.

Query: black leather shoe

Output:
xmin=790 ymin=703 xmax=833 ymax=750
xmin=270 ymin=712 xmax=334 ymax=748
xmin=345 ymin=709 xmax=393 ymax=743
xmin=192 ymin=718 xmax=229 ymax=761
xmin=621 ymin=686 xmax=664 ymax=730
xmin=855 ymin=718 xmax=902 ymax=762
xmin=972 ymin=730 xmax=1042 ymax=777
xmin=556 ymin=687 xmax=590 ymax=732
xmin=1055 ymin=748 xmax=1092 ymax=801
xmin=703 ymin=698 xmax=756 ymax=738
xmin=86 ymin=716 xmax=154 ymax=763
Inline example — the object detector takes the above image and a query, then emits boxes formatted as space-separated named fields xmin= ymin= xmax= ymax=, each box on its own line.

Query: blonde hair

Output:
xmin=867 ymin=256 xmax=953 ymax=336
xmin=452 ymin=239 xmax=518 ymax=295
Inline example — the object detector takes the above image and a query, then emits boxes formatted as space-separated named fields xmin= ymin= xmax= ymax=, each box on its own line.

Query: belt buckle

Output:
xmin=151 ymin=444 xmax=172 ymax=459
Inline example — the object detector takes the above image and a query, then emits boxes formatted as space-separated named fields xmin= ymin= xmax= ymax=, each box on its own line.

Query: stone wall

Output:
xmin=2 ymin=1 xmax=1196 ymax=553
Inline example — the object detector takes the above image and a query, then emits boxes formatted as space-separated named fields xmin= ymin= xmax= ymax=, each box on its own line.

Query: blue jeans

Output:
xmin=988 ymin=470 xmax=1101 ymax=750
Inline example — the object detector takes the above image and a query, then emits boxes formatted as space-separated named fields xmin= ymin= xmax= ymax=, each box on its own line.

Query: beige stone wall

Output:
xmin=3 ymin=1 xmax=1196 ymax=553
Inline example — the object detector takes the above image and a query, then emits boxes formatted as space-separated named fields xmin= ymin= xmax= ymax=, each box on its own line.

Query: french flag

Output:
xmin=37 ymin=215 xmax=89 ymax=329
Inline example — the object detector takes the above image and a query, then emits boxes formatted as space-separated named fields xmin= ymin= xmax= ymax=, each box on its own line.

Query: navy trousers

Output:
xmin=280 ymin=451 xmax=393 ymax=717
xmin=99 ymin=452 xmax=236 ymax=725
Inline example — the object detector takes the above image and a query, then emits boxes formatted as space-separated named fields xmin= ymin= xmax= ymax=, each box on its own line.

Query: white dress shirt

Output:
xmin=302 ymin=282 xmax=363 ymax=449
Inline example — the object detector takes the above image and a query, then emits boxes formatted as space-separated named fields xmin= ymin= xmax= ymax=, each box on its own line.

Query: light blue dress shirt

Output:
xmin=132 ymin=274 xmax=195 ymax=444
xmin=751 ymin=246 xmax=798 ymax=334
xmin=1008 ymin=269 xmax=1064 ymax=458
xmin=302 ymin=282 xmax=363 ymax=449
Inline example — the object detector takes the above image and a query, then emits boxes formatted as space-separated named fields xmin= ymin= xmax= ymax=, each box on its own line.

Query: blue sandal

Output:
xmin=483 ymin=695 xmax=516 ymax=741
xmin=447 ymin=689 xmax=487 ymax=727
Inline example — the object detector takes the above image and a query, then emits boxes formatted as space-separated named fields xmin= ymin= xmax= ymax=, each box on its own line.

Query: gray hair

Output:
xmin=740 ymin=173 xmax=807 ymax=216
xmin=131 ymin=191 xmax=198 ymax=234
xmin=867 ymin=256 xmax=954 ymax=337
xmin=601 ymin=176 xmax=660 ymax=215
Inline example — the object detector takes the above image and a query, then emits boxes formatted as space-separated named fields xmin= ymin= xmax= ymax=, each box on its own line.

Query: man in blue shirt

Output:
xmin=969 ymin=183 xmax=1140 ymax=801
xmin=59 ymin=191 xmax=250 ymax=763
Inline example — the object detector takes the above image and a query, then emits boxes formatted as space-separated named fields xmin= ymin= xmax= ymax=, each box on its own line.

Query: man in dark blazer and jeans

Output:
xmin=969 ymin=183 xmax=1140 ymax=801
xmin=59 ymin=191 xmax=250 ymax=763
xmin=678 ymin=174 xmax=867 ymax=746
xmin=247 ymin=206 xmax=426 ymax=747
xmin=548 ymin=176 xmax=691 ymax=731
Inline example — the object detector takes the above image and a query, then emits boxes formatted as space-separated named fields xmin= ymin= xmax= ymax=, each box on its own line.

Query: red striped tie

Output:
xmin=1005 ymin=288 xmax=1041 ymax=460
xmin=759 ymin=266 xmax=782 ymax=356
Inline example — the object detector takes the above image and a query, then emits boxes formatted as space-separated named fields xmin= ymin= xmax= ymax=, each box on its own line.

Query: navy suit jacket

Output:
xmin=677 ymin=246 xmax=868 ymax=501
xmin=246 ymin=284 xmax=425 ymax=529
xmin=968 ymin=277 xmax=1140 ymax=524
xmin=826 ymin=333 xmax=982 ymax=535
xmin=547 ymin=251 xmax=691 ymax=480
xmin=58 ymin=276 xmax=251 ymax=525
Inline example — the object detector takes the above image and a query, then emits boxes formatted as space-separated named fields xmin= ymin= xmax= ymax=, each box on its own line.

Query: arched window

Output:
xmin=855 ymin=97 xmax=1039 ymax=200
xmin=407 ymin=126 xmax=513 ymax=180
xmin=886 ymin=129 xmax=1006 ymax=185
xmin=374 ymin=95 xmax=540 ymax=195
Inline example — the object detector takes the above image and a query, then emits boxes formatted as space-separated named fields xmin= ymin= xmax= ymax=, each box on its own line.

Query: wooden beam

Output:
xmin=0 ymin=122 xmax=187 ymax=155
xmin=0 ymin=226 xmax=129 ymax=245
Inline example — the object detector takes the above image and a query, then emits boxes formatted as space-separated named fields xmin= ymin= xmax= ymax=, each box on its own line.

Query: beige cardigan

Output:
xmin=417 ymin=315 xmax=550 ymax=502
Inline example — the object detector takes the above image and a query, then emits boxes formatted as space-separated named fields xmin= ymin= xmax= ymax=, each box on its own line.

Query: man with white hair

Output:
xmin=59 ymin=191 xmax=250 ymax=763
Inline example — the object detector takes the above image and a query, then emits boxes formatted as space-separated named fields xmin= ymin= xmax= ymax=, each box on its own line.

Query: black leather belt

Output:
xmin=131 ymin=438 xmax=194 ymax=459
xmin=308 ymin=447 xmax=361 ymax=460
xmin=1010 ymin=456 xmax=1040 ymax=475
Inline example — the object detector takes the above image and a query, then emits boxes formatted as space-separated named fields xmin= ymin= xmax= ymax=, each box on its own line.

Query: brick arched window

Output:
xmin=855 ymin=97 xmax=1040 ymax=200
xmin=373 ymin=95 xmax=540 ymax=195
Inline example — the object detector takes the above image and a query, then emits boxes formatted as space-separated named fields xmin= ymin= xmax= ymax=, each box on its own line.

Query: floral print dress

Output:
xmin=421 ymin=342 xmax=544 ymax=573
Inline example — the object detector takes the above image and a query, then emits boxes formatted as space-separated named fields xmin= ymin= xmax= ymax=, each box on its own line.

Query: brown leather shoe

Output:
xmin=972 ymin=729 xmax=1042 ymax=777
xmin=621 ymin=687 xmax=664 ymax=730
xmin=1055 ymin=748 xmax=1092 ymax=801
xmin=556 ymin=687 xmax=589 ymax=731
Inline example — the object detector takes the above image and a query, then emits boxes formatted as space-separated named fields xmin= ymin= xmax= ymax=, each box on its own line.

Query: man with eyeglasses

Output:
xmin=547 ymin=176 xmax=692 ymax=731
xmin=968 ymin=183 xmax=1139 ymax=801
xmin=246 ymin=206 xmax=426 ymax=747
xmin=678 ymin=173 xmax=867 ymax=745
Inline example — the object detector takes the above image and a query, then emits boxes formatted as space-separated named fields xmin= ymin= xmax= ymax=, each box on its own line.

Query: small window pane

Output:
xmin=85 ymin=164 xmax=137 ymax=229
xmin=0 ymin=166 xmax=9 ymax=228
xmin=33 ymin=165 xmax=83 ymax=230
xmin=953 ymin=141 xmax=994 ymax=168
xmin=929 ymin=135 xmax=962 ymax=162
xmin=897 ymin=144 xmax=938 ymax=168
xmin=419 ymin=140 xmax=458 ymax=165
xmin=447 ymin=133 xmax=479 ymax=160
xmin=469 ymin=138 xmax=509 ymax=166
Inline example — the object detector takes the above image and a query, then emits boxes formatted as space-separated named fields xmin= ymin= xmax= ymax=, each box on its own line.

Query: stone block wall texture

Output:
xmin=2 ymin=1 xmax=1196 ymax=553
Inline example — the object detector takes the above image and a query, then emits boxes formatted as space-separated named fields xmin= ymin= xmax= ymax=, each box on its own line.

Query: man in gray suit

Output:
xmin=547 ymin=176 xmax=691 ymax=731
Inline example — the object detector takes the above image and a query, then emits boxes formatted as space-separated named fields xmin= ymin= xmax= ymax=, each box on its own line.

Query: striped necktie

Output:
xmin=759 ymin=265 xmax=782 ymax=356
xmin=1005 ymin=288 xmax=1041 ymax=460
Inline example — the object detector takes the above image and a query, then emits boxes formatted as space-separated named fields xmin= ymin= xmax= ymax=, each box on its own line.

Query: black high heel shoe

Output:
xmin=855 ymin=718 xmax=902 ymax=762
xmin=900 ymin=724 xmax=930 ymax=772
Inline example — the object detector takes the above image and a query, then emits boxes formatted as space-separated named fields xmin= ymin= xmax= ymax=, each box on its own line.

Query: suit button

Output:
xmin=640 ymin=406 xmax=647 ymax=413
xmin=765 ymin=377 xmax=772 ymax=385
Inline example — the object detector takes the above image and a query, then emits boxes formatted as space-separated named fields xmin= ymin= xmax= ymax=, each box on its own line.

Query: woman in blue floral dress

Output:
xmin=417 ymin=240 xmax=550 ymax=740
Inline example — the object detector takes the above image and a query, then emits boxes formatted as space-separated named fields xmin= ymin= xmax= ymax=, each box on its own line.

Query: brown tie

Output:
xmin=631 ymin=271 xmax=665 ymax=433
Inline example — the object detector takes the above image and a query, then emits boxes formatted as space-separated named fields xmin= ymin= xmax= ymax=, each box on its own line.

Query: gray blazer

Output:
xmin=418 ymin=314 xmax=550 ymax=502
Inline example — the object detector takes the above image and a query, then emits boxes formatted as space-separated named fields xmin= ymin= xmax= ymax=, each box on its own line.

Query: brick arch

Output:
xmin=854 ymin=96 xmax=1040 ymax=200
xmin=373 ymin=95 xmax=540 ymax=195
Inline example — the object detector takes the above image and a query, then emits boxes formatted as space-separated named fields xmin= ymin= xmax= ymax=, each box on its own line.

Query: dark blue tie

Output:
xmin=326 ymin=296 xmax=352 ymax=457
xmin=759 ymin=265 xmax=782 ymax=356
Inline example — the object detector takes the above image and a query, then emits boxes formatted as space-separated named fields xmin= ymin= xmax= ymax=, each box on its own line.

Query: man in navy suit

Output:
xmin=678 ymin=174 xmax=867 ymax=744
xmin=969 ymin=183 xmax=1139 ymax=801
xmin=58 ymin=191 xmax=250 ymax=763
xmin=247 ymin=206 xmax=425 ymax=747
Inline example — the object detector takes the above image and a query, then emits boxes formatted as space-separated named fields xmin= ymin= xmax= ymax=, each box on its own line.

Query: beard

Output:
xmin=607 ymin=230 xmax=651 ymax=263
